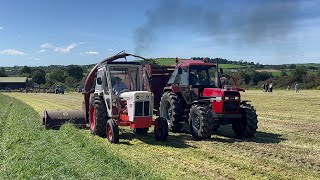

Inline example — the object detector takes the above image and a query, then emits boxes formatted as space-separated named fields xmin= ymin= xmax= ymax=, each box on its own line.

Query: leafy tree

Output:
xmin=20 ymin=66 xmax=32 ymax=77
xmin=287 ymin=64 xmax=296 ymax=69
xmin=232 ymin=70 xmax=251 ymax=85
xmin=46 ymin=69 xmax=66 ymax=85
xmin=32 ymin=68 xmax=46 ymax=84
xmin=0 ymin=67 xmax=8 ymax=77
xmin=66 ymin=65 xmax=83 ymax=81
xmin=280 ymin=71 xmax=288 ymax=76
xmin=292 ymin=66 xmax=307 ymax=82
xmin=65 ymin=76 xmax=78 ymax=87
xmin=307 ymin=66 xmax=318 ymax=70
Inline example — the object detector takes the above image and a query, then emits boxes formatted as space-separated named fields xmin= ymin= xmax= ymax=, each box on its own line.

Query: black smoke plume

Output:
xmin=134 ymin=0 xmax=302 ymax=54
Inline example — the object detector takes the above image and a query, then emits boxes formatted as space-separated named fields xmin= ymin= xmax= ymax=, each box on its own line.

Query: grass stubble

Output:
xmin=2 ymin=90 xmax=320 ymax=179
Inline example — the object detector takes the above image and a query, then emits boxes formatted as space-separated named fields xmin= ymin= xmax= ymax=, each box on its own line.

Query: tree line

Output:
xmin=1 ymin=60 xmax=319 ymax=90
xmin=228 ymin=66 xmax=320 ymax=89
xmin=0 ymin=65 xmax=85 ymax=89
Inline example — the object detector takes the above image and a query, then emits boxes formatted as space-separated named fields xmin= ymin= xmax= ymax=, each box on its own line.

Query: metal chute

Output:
xmin=43 ymin=110 xmax=86 ymax=129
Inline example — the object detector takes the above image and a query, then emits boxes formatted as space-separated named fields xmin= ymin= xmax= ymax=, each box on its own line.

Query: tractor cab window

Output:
xmin=179 ymin=68 xmax=188 ymax=85
xmin=167 ymin=69 xmax=178 ymax=85
xmin=189 ymin=65 xmax=216 ymax=86
xmin=167 ymin=68 xmax=188 ymax=86
xmin=110 ymin=66 xmax=139 ymax=94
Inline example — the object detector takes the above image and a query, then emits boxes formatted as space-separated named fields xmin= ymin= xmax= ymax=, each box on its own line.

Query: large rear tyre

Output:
xmin=232 ymin=103 xmax=258 ymax=138
xmin=189 ymin=104 xmax=215 ymax=140
xmin=89 ymin=96 xmax=108 ymax=137
xmin=133 ymin=128 xmax=149 ymax=135
xmin=160 ymin=92 xmax=184 ymax=132
xmin=154 ymin=117 xmax=168 ymax=141
xmin=107 ymin=119 xmax=119 ymax=143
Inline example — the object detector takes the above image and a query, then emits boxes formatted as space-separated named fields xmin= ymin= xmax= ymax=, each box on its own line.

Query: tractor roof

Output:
xmin=0 ymin=77 xmax=28 ymax=83
xmin=106 ymin=61 xmax=141 ymax=65
xmin=178 ymin=60 xmax=216 ymax=68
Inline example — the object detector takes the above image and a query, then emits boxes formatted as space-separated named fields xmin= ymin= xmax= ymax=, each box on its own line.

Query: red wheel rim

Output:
xmin=107 ymin=124 xmax=113 ymax=141
xmin=90 ymin=104 xmax=95 ymax=130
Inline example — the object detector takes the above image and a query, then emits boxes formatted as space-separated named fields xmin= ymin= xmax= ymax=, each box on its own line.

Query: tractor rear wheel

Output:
xmin=154 ymin=117 xmax=168 ymax=141
xmin=160 ymin=92 xmax=184 ymax=132
xmin=89 ymin=96 xmax=108 ymax=137
xmin=107 ymin=119 xmax=119 ymax=143
xmin=133 ymin=128 xmax=149 ymax=135
xmin=189 ymin=104 xmax=215 ymax=140
xmin=232 ymin=104 xmax=258 ymax=138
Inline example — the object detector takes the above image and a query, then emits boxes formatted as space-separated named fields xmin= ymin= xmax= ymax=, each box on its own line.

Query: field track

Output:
xmin=3 ymin=90 xmax=320 ymax=179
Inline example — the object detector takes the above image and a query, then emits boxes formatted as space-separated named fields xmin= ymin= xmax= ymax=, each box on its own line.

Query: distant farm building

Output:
xmin=0 ymin=77 xmax=33 ymax=90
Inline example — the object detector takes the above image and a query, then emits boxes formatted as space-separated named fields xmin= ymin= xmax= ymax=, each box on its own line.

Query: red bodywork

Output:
xmin=116 ymin=106 xmax=154 ymax=128
xmin=179 ymin=59 xmax=216 ymax=68
xmin=203 ymin=88 xmax=241 ymax=114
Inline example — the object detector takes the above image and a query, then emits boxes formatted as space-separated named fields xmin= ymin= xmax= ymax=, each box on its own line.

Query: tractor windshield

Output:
xmin=189 ymin=65 xmax=216 ymax=86
xmin=110 ymin=66 xmax=139 ymax=92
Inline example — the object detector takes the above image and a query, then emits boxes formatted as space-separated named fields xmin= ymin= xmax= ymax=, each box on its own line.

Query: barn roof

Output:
xmin=0 ymin=77 xmax=28 ymax=83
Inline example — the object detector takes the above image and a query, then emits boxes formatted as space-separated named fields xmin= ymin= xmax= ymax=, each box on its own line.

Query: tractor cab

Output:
xmin=166 ymin=60 xmax=220 ymax=103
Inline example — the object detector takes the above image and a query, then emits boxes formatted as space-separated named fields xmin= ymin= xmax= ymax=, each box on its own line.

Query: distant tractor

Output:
xmin=55 ymin=85 xmax=64 ymax=94
xmin=160 ymin=58 xmax=258 ymax=140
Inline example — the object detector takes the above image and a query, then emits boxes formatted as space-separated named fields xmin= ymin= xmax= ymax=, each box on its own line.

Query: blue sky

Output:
xmin=0 ymin=0 xmax=319 ymax=66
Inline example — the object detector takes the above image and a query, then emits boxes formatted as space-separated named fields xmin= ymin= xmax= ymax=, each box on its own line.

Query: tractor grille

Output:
xmin=135 ymin=101 xmax=150 ymax=116
xmin=224 ymin=91 xmax=240 ymax=96
xmin=223 ymin=101 xmax=239 ymax=112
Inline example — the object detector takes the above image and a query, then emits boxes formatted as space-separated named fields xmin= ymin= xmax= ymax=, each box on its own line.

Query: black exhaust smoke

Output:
xmin=134 ymin=0 xmax=303 ymax=54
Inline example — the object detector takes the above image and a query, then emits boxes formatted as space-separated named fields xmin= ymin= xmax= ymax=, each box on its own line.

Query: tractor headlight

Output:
xmin=216 ymin=97 xmax=222 ymax=101
xmin=224 ymin=96 xmax=229 ymax=100
xmin=136 ymin=95 xmax=140 ymax=99
xmin=235 ymin=96 xmax=239 ymax=100
xmin=146 ymin=95 xmax=149 ymax=99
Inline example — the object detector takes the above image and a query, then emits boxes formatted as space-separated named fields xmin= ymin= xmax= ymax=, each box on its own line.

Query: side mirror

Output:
xmin=220 ymin=68 xmax=223 ymax=75
xmin=178 ymin=68 xmax=182 ymax=74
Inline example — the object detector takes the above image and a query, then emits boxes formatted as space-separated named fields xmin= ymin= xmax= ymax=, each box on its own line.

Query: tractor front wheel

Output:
xmin=189 ymin=104 xmax=215 ymax=140
xmin=107 ymin=119 xmax=119 ymax=143
xmin=89 ymin=96 xmax=108 ymax=137
xmin=160 ymin=92 xmax=184 ymax=132
xmin=154 ymin=117 xmax=168 ymax=141
xmin=232 ymin=103 xmax=258 ymax=138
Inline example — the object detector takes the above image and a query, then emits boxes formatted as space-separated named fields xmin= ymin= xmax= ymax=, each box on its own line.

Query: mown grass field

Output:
xmin=2 ymin=90 xmax=320 ymax=179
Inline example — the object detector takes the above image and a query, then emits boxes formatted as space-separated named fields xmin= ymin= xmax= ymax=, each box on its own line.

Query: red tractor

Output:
xmin=159 ymin=58 xmax=258 ymax=140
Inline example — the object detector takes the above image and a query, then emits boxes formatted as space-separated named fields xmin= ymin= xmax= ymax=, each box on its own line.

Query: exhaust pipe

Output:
xmin=43 ymin=110 xmax=87 ymax=129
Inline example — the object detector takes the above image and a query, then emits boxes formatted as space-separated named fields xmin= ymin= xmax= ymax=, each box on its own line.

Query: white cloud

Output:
xmin=0 ymin=49 xmax=27 ymax=56
xmin=40 ymin=43 xmax=78 ymax=53
xmin=54 ymin=43 xmax=77 ymax=53
xmin=38 ymin=49 xmax=46 ymax=53
xmin=85 ymin=51 xmax=100 ymax=55
xmin=40 ymin=43 xmax=53 ymax=49
xmin=108 ymin=48 xmax=113 ymax=51
xmin=0 ymin=27 xmax=3 ymax=30
xmin=28 ymin=57 xmax=40 ymax=61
